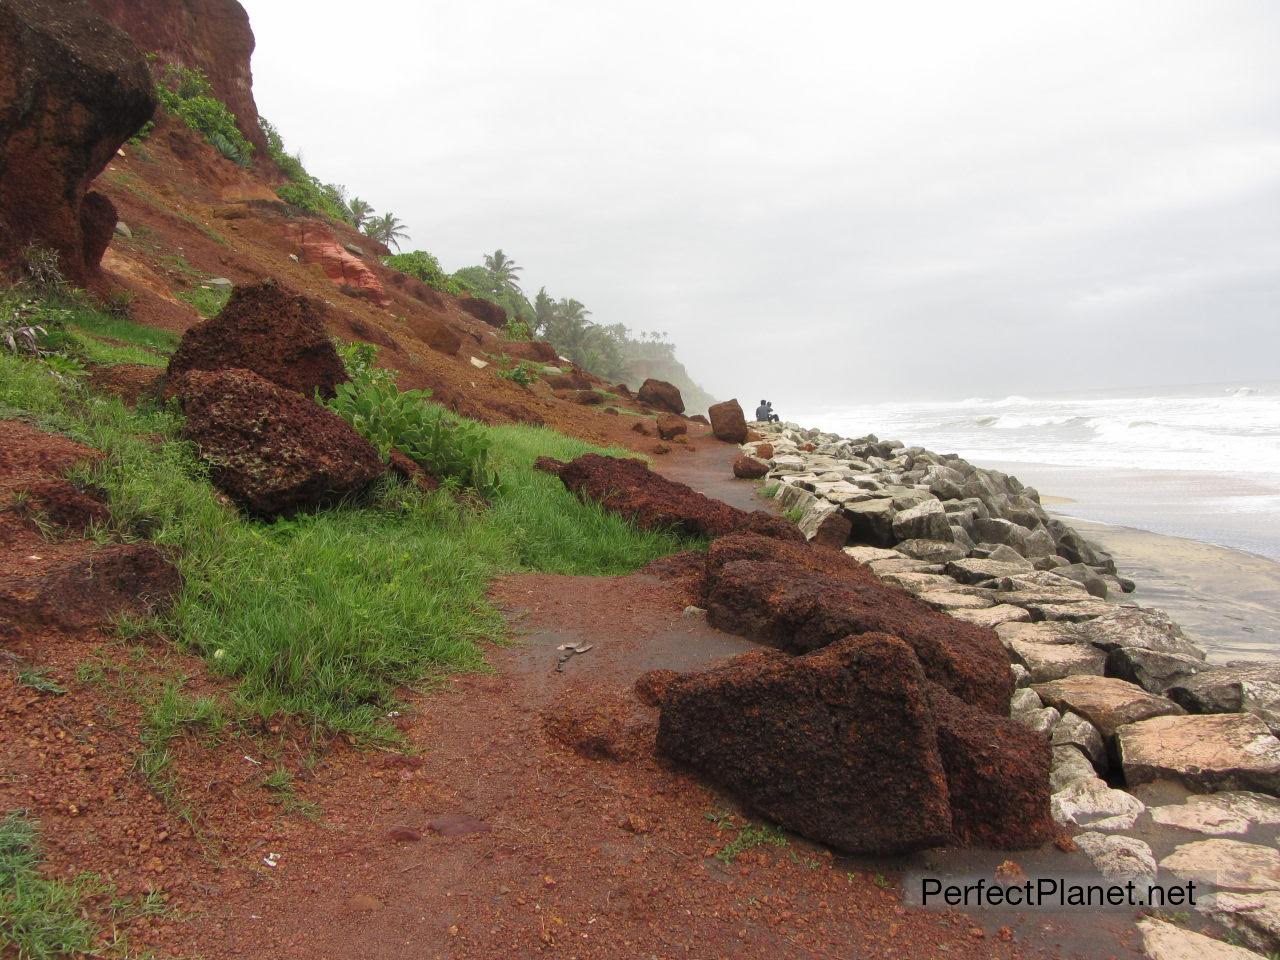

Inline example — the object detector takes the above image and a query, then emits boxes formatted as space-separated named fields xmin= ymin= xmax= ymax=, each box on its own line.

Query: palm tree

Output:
xmin=365 ymin=212 xmax=409 ymax=250
xmin=348 ymin=198 xmax=374 ymax=229
xmin=533 ymin=287 xmax=556 ymax=337
xmin=483 ymin=249 xmax=523 ymax=297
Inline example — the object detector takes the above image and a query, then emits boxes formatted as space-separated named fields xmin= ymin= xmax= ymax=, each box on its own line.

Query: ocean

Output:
xmin=796 ymin=380 xmax=1280 ymax=562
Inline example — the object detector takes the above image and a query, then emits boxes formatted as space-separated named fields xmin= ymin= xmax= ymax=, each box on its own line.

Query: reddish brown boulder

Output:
xmin=708 ymin=399 xmax=748 ymax=444
xmin=166 ymin=280 xmax=348 ymax=398
xmin=689 ymin=414 xmax=710 ymax=426
xmin=733 ymin=454 xmax=769 ymax=480
xmin=554 ymin=453 xmax=748 ymax=538
xmin=657 ymin=634 xmax=953 ymax=854
xmin=703 ymin=534 xmax=1013 ymax=715
xmin=458 ymin=296 xmax=506 ymax=328
xmin=0 ymin=0 xmax=156 ymax=283
xmin=505 ymin=339 xmax=558 ymax=363
xmin=927 ymin=683 xmax=1055 ymax=849
xmin=651 ymin=443 xmax=671 ymax=455
xmin=546 ymin=370 xmax=591 ymax=391
xmin=808 ymin=510 xmax=853 ymax=550
xmin=404 ymin=314 xmax=461 ymax=356
xmin=174 ymin=368 xmax=384 ymax=517
xmin=637 ymin=378 xmax=684 ymax=414
xmin=0 ymin=543 xmax=180 ymax=638
xmin=630 ymin=421 xmax=651 ymax=436
xmin=656 ymin=413 xmax=687 ymax=441
xmin=740 ymin=511 xmax=806 ymax=543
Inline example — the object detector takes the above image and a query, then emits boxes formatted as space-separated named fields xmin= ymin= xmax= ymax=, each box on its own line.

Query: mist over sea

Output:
xmin=797 ymin=381 xmax=1280 ymax=562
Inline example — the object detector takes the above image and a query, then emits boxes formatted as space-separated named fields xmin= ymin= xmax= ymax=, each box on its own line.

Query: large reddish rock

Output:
xmin=703 ymin=533 xmax=1013 ymax=715
xmin=174 ymin=368 xmax=384 ymax=517
xmin=85 ymin=0 xmax=268 ymax=159
xmin=166 ymin=280 xmax=348 ymax=398
xmin=637 ymin=378 xmax=684 ymax=414
xmin=708 ymin=399 xmax=748 ymax=444
xmin=733 ymin=454 xmax=769 ymax=480
xmin=656 ymin=413 xmax=687 ymax=441
xmin=402 ymin=314 xmax=461 ymax=356
xmin=0 ymin=0 xmax=156 ymax=283
xmin=458 ymin=295 xmax=506 ymax=328
xmin=656 ymin=634 xmax=953 ymax=854
xmin=505 ymin=339 xmax=559 ymax=364
xmin=290 ymin=221 xmax=390 ymax=307
xmin=553 ymin=454 xmax=749 ymax=538
xmin=927 ymin=683 xmax=1055 ymax=848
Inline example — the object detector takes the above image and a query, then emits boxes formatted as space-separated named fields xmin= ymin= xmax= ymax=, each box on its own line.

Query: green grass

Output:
xmin=15 ymin=666 xmax=66 ymax=697
xmin=176 ymin=285 xmax=230 ymax=319
xmin=0 ymin=812 xmax=96 ymax=959
xmin=136 ymin=681 xmax=227 ymax=824
xmin=704 ymin=812 xmax=789 ymax=864
xmin=0 ymin=350 xmax=690 ymax=740
xmin=6 ymin=288 xmax=177 ymax=368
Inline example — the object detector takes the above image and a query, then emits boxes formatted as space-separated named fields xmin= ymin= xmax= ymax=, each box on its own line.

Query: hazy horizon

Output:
xmin=243 ymin=0 xmax=1280 ymax=406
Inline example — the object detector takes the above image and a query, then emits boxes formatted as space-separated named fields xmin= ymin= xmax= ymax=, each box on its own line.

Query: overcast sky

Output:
xmin=243 ymin=1 xmax=1279 ymax=405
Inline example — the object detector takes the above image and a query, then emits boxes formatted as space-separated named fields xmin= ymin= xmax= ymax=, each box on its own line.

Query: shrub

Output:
xmin=502 ymin=316 xmax=533 ymax=341
xmin=382 ymin=250 xmax=463 ymax=296
xmin=261 ymin=118 xmax=353 ymax=222
xmin=496 ymin=358 xmax=537 ymax=387
xmin=155 ymin=65 xmax=254 ymax=167
xmin=327 ymin=343 xmax=499 ymax=497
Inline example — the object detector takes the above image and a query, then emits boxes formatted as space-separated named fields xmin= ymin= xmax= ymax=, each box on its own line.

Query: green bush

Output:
xmin=260 ymin=118 xmax=352 ymax=222
xmin=496 ymin=358 xmax=537 ymax=387
xmin=155 ymin=65 xmax=253 ymax=167
xmin=382 ymin=250 xmax=463 ymax=296
xmin=327 ymin=343 xmax=499 ymax=497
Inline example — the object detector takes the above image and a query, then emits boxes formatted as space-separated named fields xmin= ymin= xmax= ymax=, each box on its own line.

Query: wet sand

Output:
xmin=1067 ymin=518 xmax=1280 ymax=663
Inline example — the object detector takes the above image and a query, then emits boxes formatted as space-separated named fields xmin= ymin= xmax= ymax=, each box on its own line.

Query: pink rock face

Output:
xmin=290 ymin=222 xmax=391 ymax=307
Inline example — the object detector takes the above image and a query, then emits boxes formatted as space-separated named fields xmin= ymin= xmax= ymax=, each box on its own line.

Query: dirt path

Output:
xmin=159 ymin=572 xmax=1044 ymax=960
xmin=650 ymin=428 xmax=776 ymax=514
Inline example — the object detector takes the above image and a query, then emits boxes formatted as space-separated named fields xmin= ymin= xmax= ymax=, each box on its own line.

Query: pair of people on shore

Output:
xmin=755 ymin=400 xmax=780 ymax=422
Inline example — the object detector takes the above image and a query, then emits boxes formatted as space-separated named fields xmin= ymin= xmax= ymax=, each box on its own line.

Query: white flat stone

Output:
xmin=952 ymin=604 xmax=1032 ymax=628
xmin=1150 ymin=793 xmax=1280 ymax=836
xmin=1051 ymin=778 xmax=1145 ymax=830
xmin=1074 ymin=831 xmax=1157 ymax=882
xmin=1201 ymin=891 xmax=1280 ymax=954
xmin=1009 ymin=639 xmax=1107 ymax=683
xmin=841 ymin=545 xmax=903 ymax=564
xmin=1137 ymin=917 xmax=1267 ymax=960
xmin=918 ymin=589 xmax=994 ymax=611
xmin=1161 ymin=839 xmax=1280 ymax=892
xmin=1117 ymin=714 xmax=1280 ymax=794
xmin=1035 ymin=676 xmax=1184 ymax=739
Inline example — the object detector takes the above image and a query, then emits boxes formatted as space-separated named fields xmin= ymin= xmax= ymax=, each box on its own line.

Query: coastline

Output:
xmin=1060 ymin=517 xmax=1280 ymax=663
xmin=976 ymin=459 xmax=1280 ymax=662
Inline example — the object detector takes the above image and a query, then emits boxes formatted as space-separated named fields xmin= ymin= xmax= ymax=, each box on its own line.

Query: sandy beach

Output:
xmin=976 ymin=461 xmax=1280 ymax=662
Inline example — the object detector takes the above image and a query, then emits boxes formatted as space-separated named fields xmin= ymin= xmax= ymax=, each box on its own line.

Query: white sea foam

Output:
xmin=796 ymin=382 xmax=1280 ymax=476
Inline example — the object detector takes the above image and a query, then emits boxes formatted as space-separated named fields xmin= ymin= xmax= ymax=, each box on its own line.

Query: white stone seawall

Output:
xmin=744 ymin=420 xmax=1280 ymax=958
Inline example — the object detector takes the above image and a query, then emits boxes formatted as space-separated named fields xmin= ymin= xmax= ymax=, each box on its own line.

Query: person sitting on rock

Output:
xmin=763 ymin=401 xmax=780 ymax=423
xmin=755 ymin=400 xmax=771 ymax=421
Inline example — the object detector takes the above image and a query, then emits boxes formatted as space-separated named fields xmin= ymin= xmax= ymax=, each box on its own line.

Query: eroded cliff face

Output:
xmin=0 ymin=0 xmax=156 ymax=283
xmin=85 ymin=0 xmax=267 ymax=158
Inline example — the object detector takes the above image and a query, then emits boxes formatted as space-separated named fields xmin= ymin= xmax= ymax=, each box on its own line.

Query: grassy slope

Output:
xmin=1 ymin=319 xmax=687 ymax=739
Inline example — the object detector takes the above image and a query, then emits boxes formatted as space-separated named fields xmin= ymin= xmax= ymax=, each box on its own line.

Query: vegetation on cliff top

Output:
xmin=153 ymin=64 xmax=254 ymax=168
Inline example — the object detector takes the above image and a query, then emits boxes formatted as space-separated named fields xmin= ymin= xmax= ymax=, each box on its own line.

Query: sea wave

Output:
xmin=797 ymin=381 xmax=1280 ymax=477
